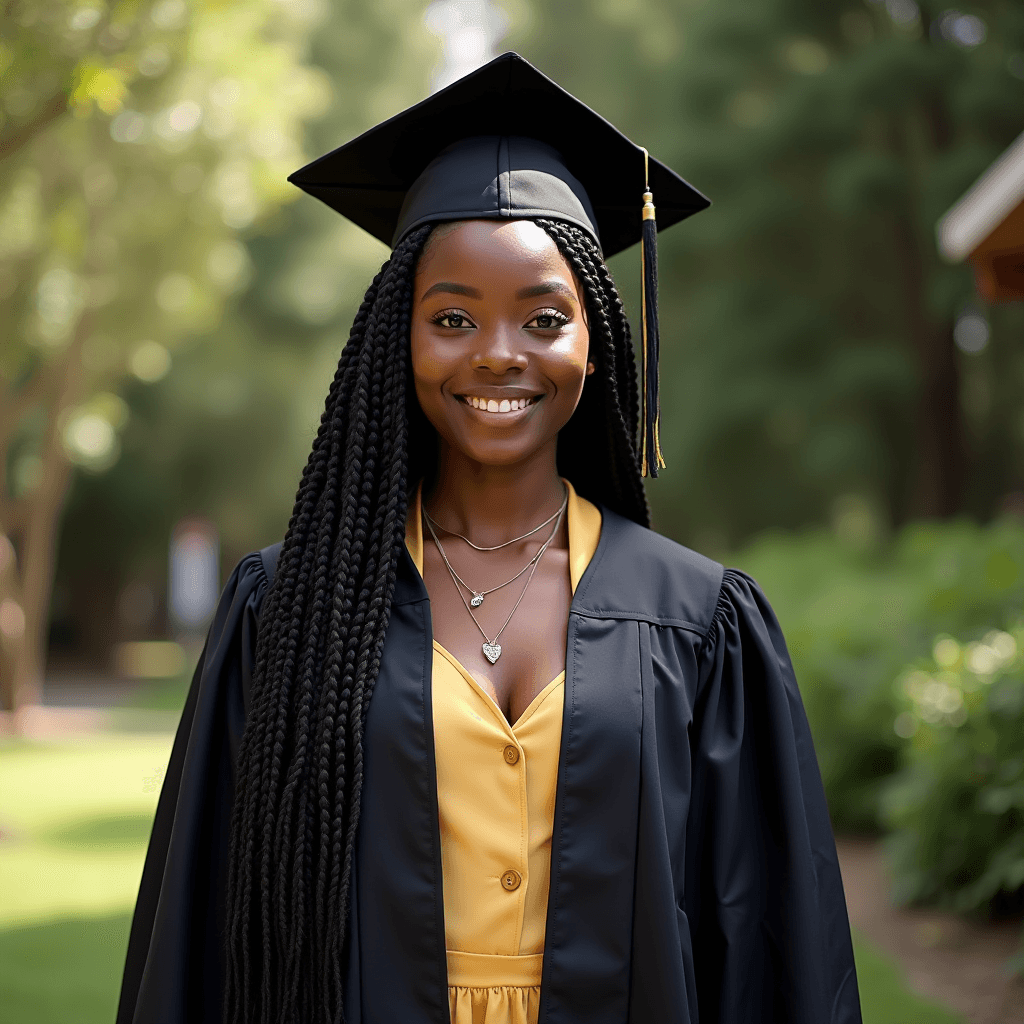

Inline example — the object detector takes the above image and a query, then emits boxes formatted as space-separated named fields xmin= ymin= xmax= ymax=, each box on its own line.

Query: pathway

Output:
xmin=838 ymin=837 xmax=1024 ymax=1024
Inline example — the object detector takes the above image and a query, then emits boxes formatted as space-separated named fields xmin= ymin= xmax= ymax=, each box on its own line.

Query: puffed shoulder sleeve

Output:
xmin=687 ymin=569 xmax=862 ymax=1024
xmin=116 ymin=550 xmax=272 ymax=1024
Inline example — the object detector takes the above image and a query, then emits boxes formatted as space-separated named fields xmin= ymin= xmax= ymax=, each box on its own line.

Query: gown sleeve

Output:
xmin=116 ymin=551 xmax=270 ymax=1024
xmin=687 ymin=568 xmax=862 ymax=1024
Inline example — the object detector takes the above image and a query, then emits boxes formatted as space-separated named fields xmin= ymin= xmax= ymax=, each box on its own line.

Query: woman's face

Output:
xmin=410 ymin=219 xmax=593 ymax=469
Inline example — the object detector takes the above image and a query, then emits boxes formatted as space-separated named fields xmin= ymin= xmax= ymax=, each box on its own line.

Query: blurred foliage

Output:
xmin=49 ymin=0 xmax=437 ymax=584
xmin=1 ymin=0 xmax=325 ymax=471
xmin=514 ymin=0 xmax=1024 ymax=542
xmin=884 ymin=624 xmax=1024 ymax=919
xmin=735 ymin=515 xmax=1024 ymax=832
xmin=0 ymin=0 xmax=332 ymax=701
xmin=3 ymin=0 xmax=437 ymax=674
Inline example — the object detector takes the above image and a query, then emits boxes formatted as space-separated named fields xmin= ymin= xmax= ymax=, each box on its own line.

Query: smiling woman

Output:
xmin=117 ymin=53 xmax=862 ymax=1024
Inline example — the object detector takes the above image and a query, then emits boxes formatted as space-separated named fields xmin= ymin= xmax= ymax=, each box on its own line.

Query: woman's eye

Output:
xmin=526 ymin=310 xmax=568 ymax=330
xmin=432 ymin=310 xmax=474 ymax=329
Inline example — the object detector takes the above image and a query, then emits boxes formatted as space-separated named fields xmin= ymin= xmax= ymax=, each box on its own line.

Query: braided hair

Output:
xmin=224 ymin=218 xmax=648 ymax=1024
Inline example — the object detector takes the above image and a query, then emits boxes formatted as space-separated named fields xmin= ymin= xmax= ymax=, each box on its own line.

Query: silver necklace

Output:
xmin=422 ymin=511 xmax=544 ymax=607
xmin=422 ymin=486 xmax=568 ymax=607
xmin=423 ymin=487 xmax=567 ymax=552
xmin=425 ymin=503 xmax=565 ymax=664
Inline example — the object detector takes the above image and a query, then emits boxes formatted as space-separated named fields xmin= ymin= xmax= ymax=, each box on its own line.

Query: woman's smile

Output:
xmin=456 ymin=391 xmax=542 ymax=417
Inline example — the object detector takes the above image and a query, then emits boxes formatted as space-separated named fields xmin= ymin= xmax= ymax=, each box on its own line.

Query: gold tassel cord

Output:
xmin=640 ymin=192 xmax=649 ymax=475
xmin=639 ymin=147 xmax=665 ymax=477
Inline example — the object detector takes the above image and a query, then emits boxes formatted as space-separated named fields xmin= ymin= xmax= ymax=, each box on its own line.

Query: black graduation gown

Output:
xmin=117 ymin=507 xmax=862 ymax=1024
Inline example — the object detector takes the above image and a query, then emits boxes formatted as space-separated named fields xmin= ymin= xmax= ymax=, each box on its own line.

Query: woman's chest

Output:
xmin=424 ymin=546 xmax=572 ymax=723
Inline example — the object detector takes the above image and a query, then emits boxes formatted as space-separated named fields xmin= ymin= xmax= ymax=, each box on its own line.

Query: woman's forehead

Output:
xmin=416 ymin=220 xmax=578 ymax=291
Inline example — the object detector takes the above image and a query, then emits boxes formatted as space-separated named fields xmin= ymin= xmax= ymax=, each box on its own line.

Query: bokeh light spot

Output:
xmin=156 ymin=273 xmax=195 ymax=312
xmin=784 ymin=38 xmax=829 ymax=74
xmin=130 ymin=340 xmax=172 ymax=382
xmin=69 ymin=7 xmax=101 ymax=31
xmin=63 ymin=413 xmax=118 ymax=469
xmin=954 ymin=312 xmax=989 ymax=353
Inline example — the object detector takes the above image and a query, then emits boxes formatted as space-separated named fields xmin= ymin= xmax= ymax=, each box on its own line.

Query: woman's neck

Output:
xmin=424 ymin=442 xmax=566 ymax=547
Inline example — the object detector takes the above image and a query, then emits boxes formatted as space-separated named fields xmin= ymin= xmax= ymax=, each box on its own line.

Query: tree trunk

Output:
xmin=3 ymin=314 xmax=90 ymax=714
xmin=12 ymin=452 xmax=71 ymax=709
xmin=914 ymin=322 xmax=965 ymax=517
xmin=0 ymin=91 xmax=66 ymax=162
xmin=891 ymin=211 xmax=965 ymax=517
xmin=0 ymin=535 xmax=22 ymax=712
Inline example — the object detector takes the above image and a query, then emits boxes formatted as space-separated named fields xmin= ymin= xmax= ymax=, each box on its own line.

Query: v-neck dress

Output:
xmin=406 ymin=482 xmax=602 ymax=1024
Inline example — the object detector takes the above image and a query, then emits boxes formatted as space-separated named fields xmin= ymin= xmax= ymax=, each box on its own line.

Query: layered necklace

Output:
xmin=422 ymin=486 xmax=567 ymax=664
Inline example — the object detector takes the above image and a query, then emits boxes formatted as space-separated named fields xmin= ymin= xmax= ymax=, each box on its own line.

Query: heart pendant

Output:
xmin=482 ymin=642 xmax=502 ymax=664
xmin=470 ymin=592 xmax=484 ymax=608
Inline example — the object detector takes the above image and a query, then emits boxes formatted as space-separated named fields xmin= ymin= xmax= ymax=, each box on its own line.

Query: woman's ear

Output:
xmin=586 ymin=360 xmax=596 ymax=376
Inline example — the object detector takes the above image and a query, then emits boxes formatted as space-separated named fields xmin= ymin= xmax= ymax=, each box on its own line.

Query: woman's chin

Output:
xmin=441 ymin=430 xmax=555 ymax=470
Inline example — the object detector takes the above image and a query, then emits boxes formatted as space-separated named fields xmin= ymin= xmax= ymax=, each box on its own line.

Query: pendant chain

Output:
xmin=421 ymin=481 xmax=569 ymax=606
xmin=423 ymin=499 xmax=566 ymax=664
xmin=423 ymin=487 xmax=567 ymax=551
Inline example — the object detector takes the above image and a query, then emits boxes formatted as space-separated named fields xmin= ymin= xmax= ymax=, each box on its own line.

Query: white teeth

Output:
xmin=465 ymin=396 xmax=534 ymax=412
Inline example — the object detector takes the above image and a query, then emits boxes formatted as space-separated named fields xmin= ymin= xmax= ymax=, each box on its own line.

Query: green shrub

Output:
xmin=883 ymin=627 xmax=1024 ymax=915
xmin=732 ymin=516 xmax=1024 ymax=832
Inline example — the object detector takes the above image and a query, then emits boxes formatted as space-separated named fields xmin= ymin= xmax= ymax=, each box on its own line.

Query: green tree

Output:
xmin=513 ymin=0 xmax=1024 ymax=547
xmin=46 ymin=0 xmax=439 ymax=670
xmin=0 ymin=0 xmax=326 ymax=710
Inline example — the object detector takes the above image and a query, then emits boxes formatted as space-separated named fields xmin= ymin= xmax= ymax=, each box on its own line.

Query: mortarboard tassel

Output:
xmin=639 ymin=148 xmax=665 ymax=478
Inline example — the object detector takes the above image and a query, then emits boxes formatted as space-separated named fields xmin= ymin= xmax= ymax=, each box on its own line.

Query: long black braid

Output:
xmin=224 ymin=218 xmax=648 ymax=1024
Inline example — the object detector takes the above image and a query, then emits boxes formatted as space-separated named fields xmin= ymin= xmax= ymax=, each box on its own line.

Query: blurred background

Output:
xmin=1 ymin=0 xmax=1023 ymax=1020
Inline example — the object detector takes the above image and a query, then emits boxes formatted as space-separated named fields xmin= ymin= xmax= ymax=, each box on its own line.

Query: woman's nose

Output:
xmin=472 ymin=325 xmax=528 ymax=375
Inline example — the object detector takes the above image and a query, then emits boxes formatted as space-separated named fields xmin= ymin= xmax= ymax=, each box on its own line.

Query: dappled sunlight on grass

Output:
xmin=0 ymin=734 xmax=173 ymax=928
xmin=0 ymin=912 xmax=133 ymax=1024
xmin=38 ymin=810 xmax=156 ymax=851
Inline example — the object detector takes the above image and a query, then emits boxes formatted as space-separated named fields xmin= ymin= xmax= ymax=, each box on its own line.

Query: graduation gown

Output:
xmin=117 ymin=506 xmax=862 ymax=1024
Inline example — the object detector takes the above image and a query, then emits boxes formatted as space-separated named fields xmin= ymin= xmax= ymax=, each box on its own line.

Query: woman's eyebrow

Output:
xmin=516 ymin=281 xmax=577 ymax=302
xmin=420 ymin=281 xmax=482 ymax=300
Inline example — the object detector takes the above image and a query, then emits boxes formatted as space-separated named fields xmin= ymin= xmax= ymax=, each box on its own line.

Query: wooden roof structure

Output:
xmin=937 ymin=130 xmax=1024 ymax=302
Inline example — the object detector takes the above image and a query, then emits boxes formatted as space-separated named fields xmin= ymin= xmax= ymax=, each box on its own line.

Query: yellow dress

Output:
xmin=406 ymin=481 xmax=602 ymax=1024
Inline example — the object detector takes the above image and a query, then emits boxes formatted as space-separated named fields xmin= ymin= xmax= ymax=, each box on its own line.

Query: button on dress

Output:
xmin=406 ymin=481 xmax=602 ymax=1024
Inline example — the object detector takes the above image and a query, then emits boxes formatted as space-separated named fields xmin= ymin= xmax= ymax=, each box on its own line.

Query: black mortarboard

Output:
xmin=289 ymin=51 xmax=710 ymax=476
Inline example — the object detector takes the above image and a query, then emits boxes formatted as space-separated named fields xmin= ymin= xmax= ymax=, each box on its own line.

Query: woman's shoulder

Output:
xmin=254 ymin=541 xmax=282 ymax=589
xmin=578 ymin=507 xmax=726 ymax=635
xmin=217 ymin=542 xmax=281 ymax=621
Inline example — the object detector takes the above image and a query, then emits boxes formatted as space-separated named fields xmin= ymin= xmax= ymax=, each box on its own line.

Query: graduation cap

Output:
xmin=289 ymin=51 xmax=709 ymax=477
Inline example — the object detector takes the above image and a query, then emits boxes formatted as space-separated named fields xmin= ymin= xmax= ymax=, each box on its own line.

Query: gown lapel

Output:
xmin=352 ymin=546 xmax=450 ymax=1023
xmin=539 ymin=510 xmax=644 ymax=1024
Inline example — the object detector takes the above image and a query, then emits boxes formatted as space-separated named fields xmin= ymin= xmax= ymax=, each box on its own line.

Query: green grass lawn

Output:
xmin=0 ymin=733 xmax=964 ymax=1023
xmin=853 ymin=934 xmax=963 ymax=1024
